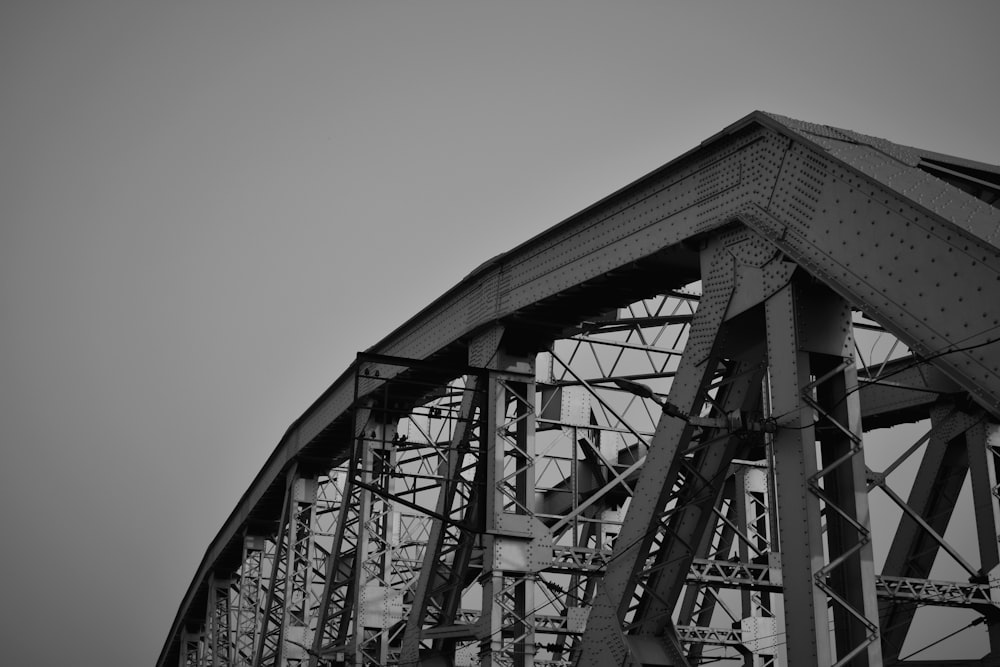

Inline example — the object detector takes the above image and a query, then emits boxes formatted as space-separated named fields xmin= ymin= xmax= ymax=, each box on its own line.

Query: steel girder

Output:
xmin=159 ymin=112 xmax=1000 ymax=667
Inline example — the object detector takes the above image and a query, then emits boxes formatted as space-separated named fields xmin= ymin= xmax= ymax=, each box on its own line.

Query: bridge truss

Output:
xmin=159 ymin=112 xmax=1000 ymax=666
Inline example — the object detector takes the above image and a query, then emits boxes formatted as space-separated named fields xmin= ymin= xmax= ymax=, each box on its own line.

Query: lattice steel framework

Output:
xmin=159 ymin=112 xmax=1000 ymax=667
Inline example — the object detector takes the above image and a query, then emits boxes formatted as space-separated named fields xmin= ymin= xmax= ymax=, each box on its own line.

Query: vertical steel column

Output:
xmin=202 ymin=573 xmax=232 ymax=667
xmin=253 ymin=468 xmax=298 ymax=667
xmin=181 ymin=631 xmax=202 ymax=667
xmin=308 ymin=405 xmax=372 ymax=667
xmin=765 ymin=279 xmax=881 ymax=666
xmin=283 ymin=476 xmax=319 ymax=666
xmin=352 ymin=420 xmax=400 ymax=666
xmin=251 ymin=466 xmax=317 ymax=667
xmin=217 ymin=576 xmax=235 ymax=667
xmin=479 ymin=351 xmax=540 ymax=667
xmin=400 ymin=374 xmax=485 ymax=666
xmin=197 ymin=593 xmax=211 ymax=667
xmin=815 ymin=356 xmax=879 ymax=664
xmin=233 ymin=535 xmax=266 ymax=667
xmin=765 ymin=282 xmax=829 ymax=665
xmin=301 ymin=468 xmax=346 ymax=665
xmin=733 ymin=464 xmax=778 ymax=667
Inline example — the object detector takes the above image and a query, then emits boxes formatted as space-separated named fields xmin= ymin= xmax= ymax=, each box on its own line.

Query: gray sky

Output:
xmin=1 ymin=2 xmax=998 ymax=665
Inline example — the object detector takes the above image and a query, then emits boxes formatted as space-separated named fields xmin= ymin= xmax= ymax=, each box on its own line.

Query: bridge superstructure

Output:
xmin=158 ymin=111 xmax=1000 ymax=666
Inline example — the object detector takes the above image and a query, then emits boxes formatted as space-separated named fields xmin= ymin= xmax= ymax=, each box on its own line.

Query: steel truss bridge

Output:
xmin=158 ymin=112 xmax=1000 ymax=667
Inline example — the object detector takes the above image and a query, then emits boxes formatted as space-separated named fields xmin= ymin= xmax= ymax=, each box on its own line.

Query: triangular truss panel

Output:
xmin=159 ymin=112 xmax=1000 ymax=667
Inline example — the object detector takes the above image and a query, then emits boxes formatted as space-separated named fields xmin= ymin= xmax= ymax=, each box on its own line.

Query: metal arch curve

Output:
xmin=159 ymin=111 xmax=1000 ymax=667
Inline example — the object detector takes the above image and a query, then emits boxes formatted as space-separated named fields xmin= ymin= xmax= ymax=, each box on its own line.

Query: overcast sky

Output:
xmin=2 ymin=2 xmax=999 ymax=665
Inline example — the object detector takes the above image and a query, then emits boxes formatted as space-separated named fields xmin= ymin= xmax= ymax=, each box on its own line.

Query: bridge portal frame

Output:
xmin=158 ymin=111 xmax=1000 ymax=667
